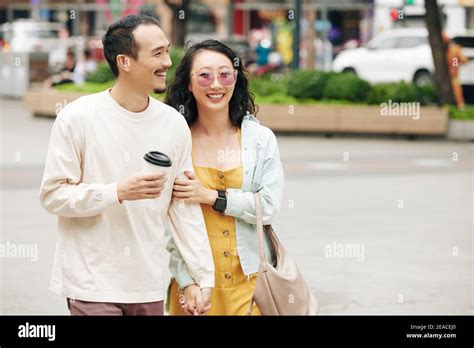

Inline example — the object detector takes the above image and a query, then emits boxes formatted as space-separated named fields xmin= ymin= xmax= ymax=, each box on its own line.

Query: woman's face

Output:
xmin=189 ymin=50 xmax=237 ymax=112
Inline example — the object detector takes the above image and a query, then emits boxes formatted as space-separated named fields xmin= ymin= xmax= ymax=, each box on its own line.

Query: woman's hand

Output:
xmin=173 ymin=170 xmax=217 ymax=205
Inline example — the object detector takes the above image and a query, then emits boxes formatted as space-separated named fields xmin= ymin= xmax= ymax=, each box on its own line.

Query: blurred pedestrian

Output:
xmin=42 ymin=50 xmax=76 ymax=87
xmin=72 ymin=48 xmax=98 ymax=85
xmin=256 ymin=38 xmax=271 ymax=66
xmin=443 ymin=32 xmax=469 ymax=109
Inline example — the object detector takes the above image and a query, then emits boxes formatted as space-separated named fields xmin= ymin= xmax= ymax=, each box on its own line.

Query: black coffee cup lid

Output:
xmin=144 ymin=151 xmax=172 ymax=167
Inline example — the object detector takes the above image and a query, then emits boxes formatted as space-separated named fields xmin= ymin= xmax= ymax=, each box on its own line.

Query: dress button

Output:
xmin=224 ymin=251 xmax=230 ymax=257
xmin=224 ymin=272 xmax=232 ymax=279
xmin=223 ymin=229 xmax=229 ymax=237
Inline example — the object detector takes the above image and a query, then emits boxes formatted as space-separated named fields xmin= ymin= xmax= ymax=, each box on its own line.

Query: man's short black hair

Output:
xmin=102 ymin=14 xmax=161 ymax=77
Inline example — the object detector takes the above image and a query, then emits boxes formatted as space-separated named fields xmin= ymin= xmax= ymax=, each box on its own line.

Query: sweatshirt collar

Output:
xmin=104 ymin=88 xmax=155 ymax=122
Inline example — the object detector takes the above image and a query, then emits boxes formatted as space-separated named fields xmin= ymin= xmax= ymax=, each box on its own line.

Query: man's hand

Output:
xmin=117 ymin=173 xmax=167 ymax=203
xmin=181 ymin=284 xmax=212 ymax=315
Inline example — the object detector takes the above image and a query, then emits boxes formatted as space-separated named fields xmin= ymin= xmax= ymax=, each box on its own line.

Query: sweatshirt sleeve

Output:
xmin=166 ymin=122 xmax=215 ymax=289
xmin=39 ymin=111 xmax=121 ymax=218
xmin=165 ymin=234 xmax=196 ymax=290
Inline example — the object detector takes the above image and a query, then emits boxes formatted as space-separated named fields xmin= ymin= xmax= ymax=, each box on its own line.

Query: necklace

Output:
xmin=194 ymin=126 xmax=233 ymax=168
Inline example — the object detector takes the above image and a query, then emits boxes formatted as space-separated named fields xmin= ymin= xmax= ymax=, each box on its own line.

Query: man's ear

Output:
xmin=117 ymin=54 xmax=130 ymax=73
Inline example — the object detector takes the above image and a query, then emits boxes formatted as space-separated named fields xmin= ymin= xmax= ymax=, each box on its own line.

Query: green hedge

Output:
xmin=322 ymin=73 xmax=371 ymax=103
xmin=250 ymin=70 xmax=438 ymax=105
xmin=167 ymin=47 xmax=185 ymax=84
xmin=367 ymin=82 xmax=438 ymax=105
xmin=286 ymin=70 xmax=335 ymax=100
xmin=249 ymin=74 xmax=287 ymax=97
xmin=449 ymin=106 xmax=474 ymax=120
xmin=86 ymin=61 xmax=115 ymax=83
xmin=63 ymin=57 xmax=441 ymax=107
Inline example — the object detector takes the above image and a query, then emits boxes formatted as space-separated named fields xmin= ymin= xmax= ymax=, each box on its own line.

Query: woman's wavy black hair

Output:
xmin=164 ymin=39 xmax=258 ymax=127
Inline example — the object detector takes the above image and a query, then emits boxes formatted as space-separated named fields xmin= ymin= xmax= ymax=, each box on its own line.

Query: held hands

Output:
xmin=117 ymin=173 xmax=167 ymax=203
xmin=172 ymin=171 xmax=217 ymax=205
xmin=180 ymin=284 xmax=212 ymax=315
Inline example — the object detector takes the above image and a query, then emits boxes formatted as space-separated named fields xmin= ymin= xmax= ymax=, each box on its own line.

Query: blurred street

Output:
xmin=1 ymin=97 xmax=472 ymax=315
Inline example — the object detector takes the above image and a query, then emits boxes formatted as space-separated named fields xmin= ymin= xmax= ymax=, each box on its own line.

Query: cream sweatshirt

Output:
xmin=39 ymin=89 xmax=214 ymax=303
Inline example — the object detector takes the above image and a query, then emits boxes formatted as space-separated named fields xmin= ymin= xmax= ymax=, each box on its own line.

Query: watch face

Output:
xmin=214 ymin=197 xmax=227 ymax=212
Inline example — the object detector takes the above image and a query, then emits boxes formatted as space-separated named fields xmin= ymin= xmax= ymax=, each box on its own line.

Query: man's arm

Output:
xmin=39 ymin=115 xmax=121 ymax=217
xmin=166 ymin=235 xmax=213 ymax=315
xmin=165 ymin=235 xmax=196 ymax=290
xmin=40 ymin=112 xmax=167 ymax=218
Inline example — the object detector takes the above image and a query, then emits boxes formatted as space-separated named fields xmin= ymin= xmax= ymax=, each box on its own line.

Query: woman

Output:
xmin=164 ymin=40 xmax=284 ymax=315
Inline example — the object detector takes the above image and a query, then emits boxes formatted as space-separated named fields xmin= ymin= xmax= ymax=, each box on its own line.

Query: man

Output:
xmin=39 ymin=14 xmax=213 ymax=315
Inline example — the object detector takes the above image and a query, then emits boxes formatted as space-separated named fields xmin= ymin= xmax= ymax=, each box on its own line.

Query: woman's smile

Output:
xmin=206 ymin=93 xmax=225 ymax=101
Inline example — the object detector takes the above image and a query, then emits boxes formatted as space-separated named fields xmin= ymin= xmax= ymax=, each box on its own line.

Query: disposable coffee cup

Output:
xmin=142 ymin=151 xmax=172 ymax=177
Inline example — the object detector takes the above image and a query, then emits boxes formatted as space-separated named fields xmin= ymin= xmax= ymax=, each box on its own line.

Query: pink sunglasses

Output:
xmin=190 ymin=70 xmax=237 ymax=87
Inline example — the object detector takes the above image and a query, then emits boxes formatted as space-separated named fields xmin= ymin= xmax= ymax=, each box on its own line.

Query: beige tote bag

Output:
xmin=247 ymin=192 xmax=319 ymax=315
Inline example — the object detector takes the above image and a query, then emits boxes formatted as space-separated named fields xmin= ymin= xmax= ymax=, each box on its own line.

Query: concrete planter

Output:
xmin=257 ymin=104 xmax=449 ymax=136
xmin=24 ymin=88 xmax=86 ymax=117
xmin=25 ymin=88 xmax=450 ymax=137
xmin=446 ymin=119 xmax=474 ymax=141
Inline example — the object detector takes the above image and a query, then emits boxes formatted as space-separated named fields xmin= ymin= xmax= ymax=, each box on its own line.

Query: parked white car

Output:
xmin=332 ymin=28 xmax=474 ymax=86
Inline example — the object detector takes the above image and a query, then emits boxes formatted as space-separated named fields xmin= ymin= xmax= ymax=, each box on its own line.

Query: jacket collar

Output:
xmin=242 ymin=113 xmax=260 ymax=124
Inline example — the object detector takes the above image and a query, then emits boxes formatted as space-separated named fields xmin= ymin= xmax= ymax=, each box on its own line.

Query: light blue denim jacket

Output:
xmin=165 ymin=114 xmax=284 ymax=289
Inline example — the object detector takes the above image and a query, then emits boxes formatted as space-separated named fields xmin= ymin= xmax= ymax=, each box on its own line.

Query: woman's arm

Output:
xmin=224 ymin=129 xmax=284 ymax=225
xmin=166 ymin=124 xmax=215 ymax=289
xmin=167 ymin=128 xmax=284 ymax=286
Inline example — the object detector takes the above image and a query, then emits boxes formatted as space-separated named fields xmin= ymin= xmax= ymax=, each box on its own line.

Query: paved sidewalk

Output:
xmin=1 ymin=98 xmax=472 ymax=314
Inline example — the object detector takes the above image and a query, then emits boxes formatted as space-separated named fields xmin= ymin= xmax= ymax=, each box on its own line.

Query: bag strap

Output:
xmin=247 ymin=192 xmax=267 ymax=316
xmin=253 ymin=192 xmax=267 ymax=266
xmin=247 ymin=192 xmax=267 ymax=315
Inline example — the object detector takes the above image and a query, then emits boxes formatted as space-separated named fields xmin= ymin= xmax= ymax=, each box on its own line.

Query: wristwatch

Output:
xmin=212 ymin=190 xmax=227 ymax=212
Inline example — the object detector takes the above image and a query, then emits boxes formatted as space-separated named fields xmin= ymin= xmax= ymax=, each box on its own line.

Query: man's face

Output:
xmin=128 ymin=24 xmax=172 ymax=94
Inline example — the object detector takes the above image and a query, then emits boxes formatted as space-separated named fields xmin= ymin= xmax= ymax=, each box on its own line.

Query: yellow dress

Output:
xmin=168 ymin=128 xmax=260 ymax=315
